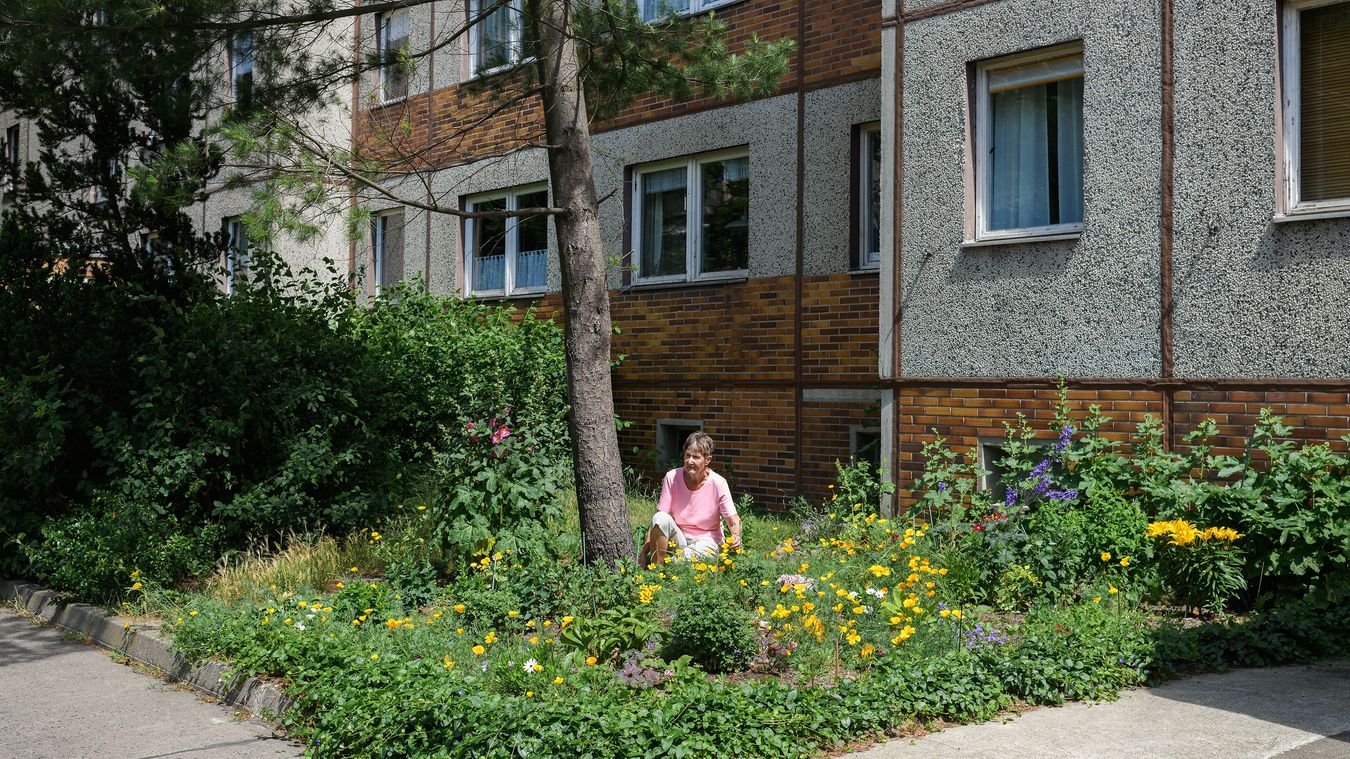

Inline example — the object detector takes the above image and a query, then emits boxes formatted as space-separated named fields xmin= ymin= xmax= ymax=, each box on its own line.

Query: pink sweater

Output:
xmin=658 ymin=469 xmax=737 ymax=543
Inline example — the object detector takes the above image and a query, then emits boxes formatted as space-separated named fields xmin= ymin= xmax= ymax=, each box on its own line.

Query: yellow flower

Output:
xmin=484 ymin=631 xmax=498 ymax=644
xmin=845 ymin=630 xmax=861 ymax=645
xmin=1120 ymin=556 xmax=1131 ymax=567
xmin=951 ymin=610 xmax=964 ymax=620
xmin=370 ymin=653 xmax=379 ymax=660
xmin=508 ymin=610 xmax=520 ymax=618
xmin=939 ymin=609 xmax=951 ymax=618
xmin=852 ymin=605 xmax=866 ymax=615
xmin=472 ymin=645 xmax=486 ymax=655
xmin=455 ymin=628 xmax=464 ymax=635
xmin=867 ymin=565 xmax=891 ymax=578
xmin=442 ymin=655 xmax=455 ymax=670
xmin=335 ymin=582 xmax=344 ymax=589
xmin=586 ymin=656 xmax=598 ymax=666
xmin=554 ymin=676 xmax=564 ymax=685
xmin=525 ymin=691 xmax=533 ymax=698
xmin=130 ymin=569 xmax=141 ymax=579
xmin=188 ymin=610 xmax=198 ymax=617
xmin=529 ymin=636 xmax=540 ymax=645
xmin=531 ymin=663 xmax=543 ymax=672
xmin=1092 ymin=596 xmax=1102 ymax=603
xmin=1108 ymin=584 xmax=1119 ymax=595
xmin=454 ymin=604 xmax=466 ymax=613
xmin=131 ymin=582 xmax=142 ymax=590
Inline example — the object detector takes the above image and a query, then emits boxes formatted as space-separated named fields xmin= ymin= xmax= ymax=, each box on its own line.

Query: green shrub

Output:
xmin=665 ymin=584 xmax=755 ymax=672
xmin=24 ymin=493 xmax=224 ymax=602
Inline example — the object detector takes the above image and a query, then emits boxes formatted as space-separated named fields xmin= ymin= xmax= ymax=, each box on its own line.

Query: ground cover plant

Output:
xmin=28 ymin=379 xmax=1350 ymax=757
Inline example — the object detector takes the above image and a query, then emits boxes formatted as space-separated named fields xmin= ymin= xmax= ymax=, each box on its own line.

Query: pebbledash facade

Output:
xmin=353 ymin=0 xmax=1350 ymax=510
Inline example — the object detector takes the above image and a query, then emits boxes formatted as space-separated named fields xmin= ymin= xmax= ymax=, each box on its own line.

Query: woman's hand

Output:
xmin=726 ymin=514 xmax=743 ymax=551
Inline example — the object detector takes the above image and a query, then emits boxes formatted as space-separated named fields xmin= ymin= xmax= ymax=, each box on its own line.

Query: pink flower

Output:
xmin=465 ymin=422 xmax=476 ymax=431
xmin=491 ymin=426 xmax=511 ymax=445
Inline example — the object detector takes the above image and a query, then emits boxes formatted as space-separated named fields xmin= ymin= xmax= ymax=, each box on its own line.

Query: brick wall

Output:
xmin=355 ymin=0 xmax=881 ymax=167
xmin=893 ymin=385 xmax=1350 ymax=504
xmin=494 ymin=272 xmax=881 ymax=508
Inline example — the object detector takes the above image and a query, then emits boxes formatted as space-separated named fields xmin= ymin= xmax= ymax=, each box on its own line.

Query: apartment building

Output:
xmin=354 ymin=0 xmax=885 ymax=506
xmin=878 ymin=0 xmax=1350 ymax=501
xmin=0 ymin=15 xmax=354 ymax=291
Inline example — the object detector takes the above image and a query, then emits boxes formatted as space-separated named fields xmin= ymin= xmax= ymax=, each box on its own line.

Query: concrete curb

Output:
xmin=1 ymin=579 xmax=291 ymax=722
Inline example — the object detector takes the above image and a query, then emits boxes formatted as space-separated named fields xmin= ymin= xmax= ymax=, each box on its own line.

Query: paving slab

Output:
xmin=849 ymin=660 xmax=1350 ymax=759
xmin=0 ymin=608 xmax=304 ymax=759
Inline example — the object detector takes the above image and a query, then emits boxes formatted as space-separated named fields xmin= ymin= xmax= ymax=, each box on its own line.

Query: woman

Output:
xmin=640 ymin=431 xmax=742 ymax=568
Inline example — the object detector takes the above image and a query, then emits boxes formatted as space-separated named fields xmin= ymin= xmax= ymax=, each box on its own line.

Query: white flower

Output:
xmin=294 ymin=622 xmax=306 ymax=631
xmin=523 ymin=658 xmax=538 ymax=673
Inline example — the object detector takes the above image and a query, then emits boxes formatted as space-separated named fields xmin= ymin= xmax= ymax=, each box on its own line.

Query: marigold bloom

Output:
xmin=586 ymin=656 xmax=598 ymax=665
xmin=1101 ymin=552 xmax=1112 ymax=562
xmin=472 ymin=645 xmax=486 ymax=655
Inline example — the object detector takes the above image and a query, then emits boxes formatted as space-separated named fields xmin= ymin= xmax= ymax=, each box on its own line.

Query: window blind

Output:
xmin=1300 ymin=3 xmax=1350 ymax=202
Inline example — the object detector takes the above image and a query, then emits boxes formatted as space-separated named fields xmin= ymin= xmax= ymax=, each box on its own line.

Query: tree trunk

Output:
xmin=532 ymin=0 xmax=633 ymax=564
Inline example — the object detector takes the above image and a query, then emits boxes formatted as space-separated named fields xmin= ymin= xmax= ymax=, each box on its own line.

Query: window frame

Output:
xmin=638 ymin=0 xmax=740 ymax=24
xmin=372 ymin=208 xmax=405 ymax=294
xmin=223 ymin=217 xmax=249 ymax=295
xmin=375 ymin=8 xmax=411 ymax=103
xmin=630 ymin=147 xmax=751 ymax=285
xmin=229 ymin=31 xmax=254 ymax=107
xmin=464 ymin=183 xmax=550 ymax=298
xmin=855 ymin=123 xmax=882 ymax=270
xmin=1280 ymin=0 xmax=1350 ymax=216
xmin=3 ymin=124 xmax=19 ymax=197
xmin=972 ymin=44 xmax=1086 ymax=243
xmin=468 ymin=0 xmax=527 ymax=78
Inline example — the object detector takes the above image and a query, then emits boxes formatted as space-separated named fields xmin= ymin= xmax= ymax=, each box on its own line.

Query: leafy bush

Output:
xmin=665 ymin=584 xmax=755 ymax=673
xmin=25 ymin=494 xmax=225 ymax=602
xmin=0 ymin=230 xmax=570 ymax=596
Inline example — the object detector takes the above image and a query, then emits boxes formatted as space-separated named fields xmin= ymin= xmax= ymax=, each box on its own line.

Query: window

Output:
xmin=465 ymin=185 xmax=549 ymax=296
xmin=974 ymin=46 xmax=1084 ymax=240
xmin=656 ymin=420 xmax=702 ymax=471
xmin=223 ymin=217 xmax=250 ymax=294
xmin=855 ymin=125 xmax=882 ymax=269
xmin=230 ymin=32 xmax=254 ymax=110
xmin=469 ymin=0 xmax=525 ymax=76
xmin=90 ymin=158 xmax=118 ymax=205
xmin=850 ymin=427 xmax=882 ymax=471
xmin=376 ymin=9 xmax=410 ymax=101
xmin=372 ymin=209 xmax=406 ymax=293
xmin=638 ymin=0 xmax=735 ymax=22
xmin=2 ymin=125 xmax=18 ymax=198
xmin=633 ymin=150 xmax=749 ymax=283
xmin=1282 ymin=0 xmax=1350 ymax=213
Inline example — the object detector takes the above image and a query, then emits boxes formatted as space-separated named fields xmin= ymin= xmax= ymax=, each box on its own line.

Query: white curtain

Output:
xmin=641 ymin=168 xmax=686 ymax=277
xmin=989 ymin=77 xmax=1083 ymax=230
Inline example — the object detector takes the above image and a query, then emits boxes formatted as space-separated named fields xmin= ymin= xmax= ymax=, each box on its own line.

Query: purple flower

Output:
xmin=1004 ymin=488 xmax=1019 ymax=508
xmin=937 ymin=482 xmax=948 ymax=493
xmin=1053 ymin=424 xmax=1075 ymax=454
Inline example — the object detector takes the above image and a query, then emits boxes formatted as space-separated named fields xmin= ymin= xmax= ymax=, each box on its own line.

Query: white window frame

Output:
xmin=372 ymin=209 xmax=403 ymax=293
xmin=3 ymin=124 xmax=18 ymax=196
xmin=857 ymin=124 xmax=882 ymax=270
xmin=223 ymin=217 xmax=249 ymax=295
xmin=972 ymin=45 xmax=1085 ymax=243
xmin=468 ymin=0 xmax=526 ymax=78
xmin=631 ymin=147 xmax=750 ymax=285
xmin=376 ymin=8 xmax=411 ymax=103
xmin=1280 ymin=0 xmax=1350 ymax=217
xmin=464 ymin=183 xmax=550 ymax=297
xmin=229 ymin=31 xmax=253 ymax=105
xmin=638 ymin=0 xmax=739 ymax=23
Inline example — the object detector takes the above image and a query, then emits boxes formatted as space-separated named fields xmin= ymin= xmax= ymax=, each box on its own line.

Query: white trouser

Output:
xmin=651 ymin=512 xmax=720 ymax=559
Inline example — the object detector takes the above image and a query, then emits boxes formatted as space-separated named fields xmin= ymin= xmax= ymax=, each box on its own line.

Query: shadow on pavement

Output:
xmin=1148 ymin=660 xmax=1350 ymax=741
xmin=0 ymin=612 xmax=89 ymax=669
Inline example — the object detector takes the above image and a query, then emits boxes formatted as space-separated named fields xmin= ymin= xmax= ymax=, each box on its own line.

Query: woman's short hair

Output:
xmin=684 ymin=431 xmax=714 ymax=458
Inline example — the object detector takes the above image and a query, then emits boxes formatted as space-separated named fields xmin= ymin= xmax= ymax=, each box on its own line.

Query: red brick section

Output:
xmin=893 ymin=387 xmax=1350 ymax=506
xmin=803 ymin=0 xmax=881 ymax=88
xmin=1171 ymin=389 xmax=1350 ymax=458
xmin=354 ymin=0 xmax=880 ymax=167
xmin=614 ymin=385 xmax=799 ymax=507
xmin=800 ymin=273 xmax=878 ymax=383
xmin=494 ymin=273 xmax=880 ymax=508
xmin=801 ymin=398 xmax=879 ymax=495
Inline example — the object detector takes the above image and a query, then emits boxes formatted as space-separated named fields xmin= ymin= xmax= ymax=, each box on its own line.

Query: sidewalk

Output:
xmin=0 ymin=608 xmax=303 ymax=759
xmin=849 ymin=659 xmax=1350 ymax=759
